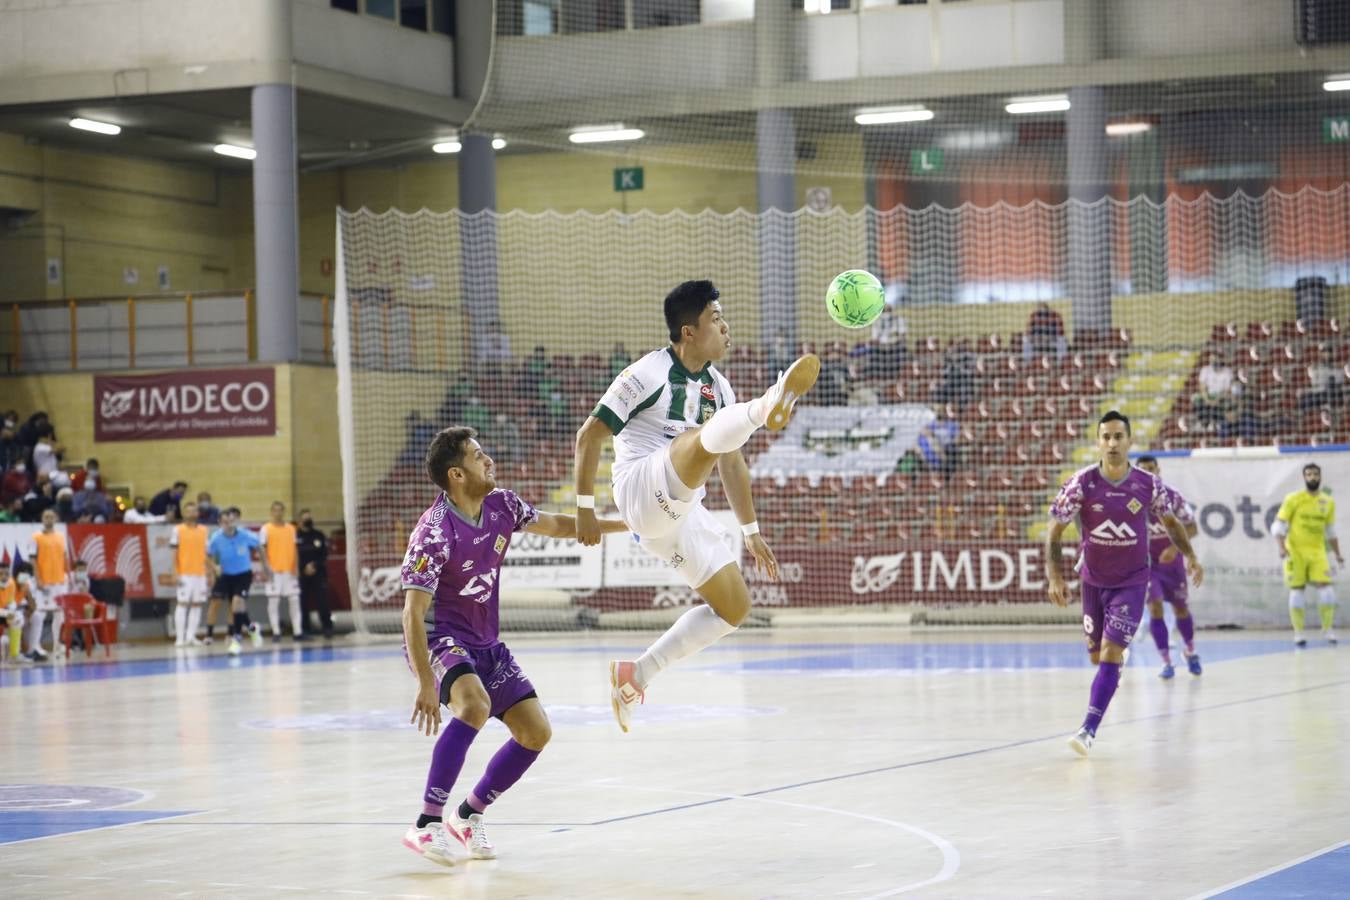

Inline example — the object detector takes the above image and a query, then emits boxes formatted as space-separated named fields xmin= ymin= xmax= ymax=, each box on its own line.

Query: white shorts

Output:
xmin=614 ymin=451 xmax=737 ymax=590
xmin=177 ymin=575 xmax=209 ymax=605
xmin=267 ymin=572 xmax=300 ymax=599
xmin=33 ymin=584 xmax=61 ymax=611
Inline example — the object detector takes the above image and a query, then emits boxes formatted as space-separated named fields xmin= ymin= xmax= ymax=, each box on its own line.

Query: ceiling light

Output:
xmin=854 ymin=106 xmax=934 ymax=126
xmin=432 ymin=140 xmax=462 ymax=154
xmin=1324 ymin=75 xmax=1350 ymax=92
xmin=492 ymin=137 xmax=507 ymax=150
xmin=1106 ymin=121 xmax=1152 ymax=136
xmin=1005 ymin=95 xmax=1070 ymax=115
xmin=69 ymin=117 xmax=121 ymax=135
xmin=568 ymin=125 xmax=645 ymax=144
xmin=213 ymin=143 xmax=256 ymax=160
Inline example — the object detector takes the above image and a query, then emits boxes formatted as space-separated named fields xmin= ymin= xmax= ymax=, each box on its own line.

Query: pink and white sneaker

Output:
xmin=449 ymin=812 xmax=496 ymax=860
xmin=609 ymin=660 xmax=645 ymax=733
xmin=402 ymin=822 xmax=457 ymax=867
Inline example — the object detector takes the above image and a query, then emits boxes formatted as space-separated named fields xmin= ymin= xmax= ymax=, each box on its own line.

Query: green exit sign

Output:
xmin=1325 ymin=117 xmax=1350 ymax=143
xmin=613 ymin=167 xmax=644 ymax=191
xmin=910 ymin=149 xmax=944 ymax=174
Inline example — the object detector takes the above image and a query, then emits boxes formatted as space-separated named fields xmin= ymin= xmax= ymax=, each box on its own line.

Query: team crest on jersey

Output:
xmin=699 ymin=383 xmax=717 ymax=424
xmin=494 ymin=535 xmax=507 ymax=555
xmin=412 ymin=555 xmax=430 ymax=574
xmin=449 ymin=645 xmax=468 ymax=657
xmin=1126 ymin=498 xmax=1142 ymax=515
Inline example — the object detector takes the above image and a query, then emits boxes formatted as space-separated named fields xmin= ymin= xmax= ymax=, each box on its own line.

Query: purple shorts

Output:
xmin=405 ymin=634 xmax=537 ymax=718
xmin=1147 ymin=561 xmax=1189 ymax=607
xmin=1081 ymin=582 xmax=1147 ymax=653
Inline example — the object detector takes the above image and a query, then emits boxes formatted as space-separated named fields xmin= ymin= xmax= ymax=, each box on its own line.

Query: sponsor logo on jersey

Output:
xmin=449 ymin=645 xmax=468 ymax=657
xmin=461 ymin=559 xmax=475 ymax=572
xmin=1091 ymin=503 xmax=1104 ymax=512
xmin=1089 ymin=520 xmax=1137 ymax=541
xmin=413 ymin=555 xmax=430 ymax=574
xmin=1126 ymin=497 xmax=1142 ymax=515
xmin=653 ymin=490 xmax=682 ymax=521
xmin=494 ymin=535 xmax=507 ymax=555
xmin=474 ymin=533 xmax=490 ymax=544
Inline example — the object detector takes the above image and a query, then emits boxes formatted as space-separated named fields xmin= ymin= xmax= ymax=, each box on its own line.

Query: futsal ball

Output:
xmin=825 ymin=269 xmax=885 ymax=329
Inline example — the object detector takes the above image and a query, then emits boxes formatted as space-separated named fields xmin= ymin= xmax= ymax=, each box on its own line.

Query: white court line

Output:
xmin=1188 ymin=837 xmax=1350 ymax=899
xmin=581 ymin=779 xmax=961 ymax=897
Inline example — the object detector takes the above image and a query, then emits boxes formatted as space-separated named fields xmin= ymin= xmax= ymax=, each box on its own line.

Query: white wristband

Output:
xmin=741 ymin=521 xmax=760 ymax=537
xmin=575 ymin=495 xmax=595 ymax=510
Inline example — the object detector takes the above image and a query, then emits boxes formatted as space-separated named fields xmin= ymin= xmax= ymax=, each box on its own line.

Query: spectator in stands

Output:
xmin=0 ymin=496 xmax=22 ymax=522
xmin=869 ymin=305 xmax=908 ymax=378
xmin=846 ymin=361 xmax=879 ymax=407
xmin=609 ymin=342 xmax=629 ymax=379
xmin=297 ymin=508 xmax=334 ymax=639
xmin=68 ymin=559 xmax=91 ymax=595
xmin=71 ymin=458 xmax=103 ymax=494
xmin=149 ymin=481 xmax=188 ymax=521
xmin=0 ymin=421 xmax=21 ymax=470
xmin=1193 ymin=351 xmax=1237 ymax=430
xmin=934 ymin=341 xmax=976 ymax=408
xmin=21 ymin=475 xmax=55 ymax=523
xmin=1300 ymin=345 xmax=1346 ymax=410
xmin=196 ymin=491 xmax=220 ymax=525
xmin=489 ymin=413 xmax=524 ymax=465
xmin=30 ymin=424 xmax=61 ymax=480
xmin=521 ymin=347 xmax=548 ymax=399
xmin=53 ymin=486 xmax=78 ymax=524
xmin=475 ymin=317 xmax=512 ymax=364
xmin=916 ymin=410 xmax=962 ymax=482
xmin=15 ymin=411 xmax=49 ymax=453
xmin=1024 ymin=302 xmax=1067 ymax=361
xmin=124 ymin=495 xmax=165 ymax=524
xmin=817 ymin=346 xmax=851 ymax=406
xmin=461 ymin=395 xmax=493 ymax=435
xmin=1 ymin=460 xmax=31 ymax=506
xmin=73 ymin=478 xmax=112 ymax=523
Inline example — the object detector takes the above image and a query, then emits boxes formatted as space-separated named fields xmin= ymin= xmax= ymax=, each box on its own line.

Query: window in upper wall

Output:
xmin=795 ymin=0 xmax=855 ymax=12
xmin=432 ymin=0 xmax=455 ymax=35
xmin=330 ymin=0 xmax=359 ymax=11
xmin=400 ymin=0 xmax=428 ymax=30
xmin=561 ymin=0 xmax=626 ymax=32
xmin=633 ymin=0 xmax=700 ymax=28
xmin=367 ymin=0 xmax=397 ymax=20
xmin=522 ymin=0 xmax=559 ymax=35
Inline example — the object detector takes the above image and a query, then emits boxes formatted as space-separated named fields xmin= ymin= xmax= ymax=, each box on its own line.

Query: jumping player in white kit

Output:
xmin=574 ymin=279 xmax=820 ymax=731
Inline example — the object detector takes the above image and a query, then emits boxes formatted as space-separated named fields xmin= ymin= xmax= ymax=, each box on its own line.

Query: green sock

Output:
xmin=1320 ymin=605 xmax=1336 ymax=631
xmin=7 ymin=624 xmax=18 ymax=658
xmin=1291 ymin=606 xmax=1306 ymax=632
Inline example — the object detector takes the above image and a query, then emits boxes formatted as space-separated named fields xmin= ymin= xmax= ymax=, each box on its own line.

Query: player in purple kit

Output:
xmin=400 ymin=426 xmax=629 ymax=867
xmin=1045 ymin=411 xmax=1203 ymax=756
xmin=1135 ymin=455 xmax=1203 ymax=679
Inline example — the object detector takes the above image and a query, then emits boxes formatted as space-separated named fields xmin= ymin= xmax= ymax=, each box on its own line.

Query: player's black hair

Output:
xmin=1098 ymin=409 xmax=1131 ymax=435
xmin=223 ymin=506 xmax=242 ymax=518
xmin=1135 ymin=454 xmax=1158 ymax=467
xmin=664 ymin=280 xmax=720 ymax=344
xmin=1304 ymin=462 xmax=1322 ymax=473
xmin=426 ymin=426 xmax=479 ymax=491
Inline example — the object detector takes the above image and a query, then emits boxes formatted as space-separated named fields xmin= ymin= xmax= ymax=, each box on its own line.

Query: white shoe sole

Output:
xmin=1068 ymin=735 xmax=1092 ymax=757
xmin=402 ymin=835 xmax=455 ymax=867
xmin=765 ymin=355 xmax=820 ymax=432
xmin=609 ymin=661 xmax=631 ymax=734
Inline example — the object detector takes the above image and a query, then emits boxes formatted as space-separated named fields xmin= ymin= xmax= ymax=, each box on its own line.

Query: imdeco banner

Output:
xmin=94 ymin=367 xmax=276 ymax=441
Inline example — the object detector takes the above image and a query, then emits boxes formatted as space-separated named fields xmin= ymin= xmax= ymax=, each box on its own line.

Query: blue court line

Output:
xmin=1209 ymin=841 xmax=1350 ymax=899
xmin=0 ymin=810 xmax=195 ymax=846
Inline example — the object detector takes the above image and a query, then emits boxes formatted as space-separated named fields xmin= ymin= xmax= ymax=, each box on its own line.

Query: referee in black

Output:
xmin=297 ymin=508 xmax=334 ymax=638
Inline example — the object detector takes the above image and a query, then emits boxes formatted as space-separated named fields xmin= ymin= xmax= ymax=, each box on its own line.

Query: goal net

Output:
xmin=336 ymin=186 xmax=1350 ymax=635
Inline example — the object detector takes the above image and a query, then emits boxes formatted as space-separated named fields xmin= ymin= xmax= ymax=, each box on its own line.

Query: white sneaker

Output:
xmin=174 ymin=638 xmax=185 ymax=648
xmin=609 ymin=660 xmax=644 ymax=733
xmin=30 ymin=644 xmax=48 ymax=660
xmin=449 ymin=813 xmax=496 ymax=860
xmin=248 ymin=623 xmax=263 ymax=648
xmin=1325 ymin=629 xmax=1338 ymax=645
xmin=402 ymin=822 xmax=457 ymax=867
xmin=227 ymin=637 xmax=242 ymax=656
xmin=187 ymin=637 xmax=206 ymax=647
xmin=1068 ymin=727 xmax=1094 ymax=757
xmin=760 ymin=355 xmax=820 ymax=432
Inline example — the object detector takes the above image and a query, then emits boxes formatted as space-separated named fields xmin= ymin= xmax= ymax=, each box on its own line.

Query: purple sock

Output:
xmin=422 ymin=719 xmax=480 ymax=816
xmin=467 ymin=740 xmax=542 ymax=813
xmin=1082 ymin=662 xmax=1121 ymax=736
xmin=1149 ymin=618 xmax=1172 ymax=663
xmin=1176 ymin=613 xmax=1195 ymax=653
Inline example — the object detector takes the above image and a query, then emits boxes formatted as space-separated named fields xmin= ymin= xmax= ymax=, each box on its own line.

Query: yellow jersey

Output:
xmin=32 ymin=530 xmax=68 ymax=587
xmin=260 ymin=522 xmax=298 ymax=574
xmin=1276 ymin=489 xmax=1336 ymax=556
xmin=173 ymin=523 xmax=208 ymax=576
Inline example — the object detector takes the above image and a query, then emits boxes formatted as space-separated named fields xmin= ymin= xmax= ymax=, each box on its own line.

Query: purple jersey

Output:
xmin=1148 ymin=482 xmax=1194 ymax=567
xmin=1051 ymin=464 xmax=1170 ymax=588
xmin=400 ymin=490 xmax=539 ymax=649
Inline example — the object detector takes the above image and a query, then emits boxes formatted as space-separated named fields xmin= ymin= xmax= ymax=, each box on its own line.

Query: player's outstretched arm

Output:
xmin=574 ymin=415 xmax=613 ymax=547
xmin=718 ymin=450 xmax=779 ymax=580
xmin=402 ymin=588 xmax=441 ymax=737
xmin=524 ymin=512 xmax=629 ymax=540
xmin=1044 ymin=520 xmax=1071 ymax=607
xmin=1161 ymin=512 xmax=1204 ymax=588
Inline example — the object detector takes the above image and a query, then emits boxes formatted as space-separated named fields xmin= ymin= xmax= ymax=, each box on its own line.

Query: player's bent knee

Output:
xmin=455 ymin=696 xmax=491 ymax=728
xmin=1147 ymin=601 xmax=1164 ymax=618
xmin=520 ymin=719 xmax=552 ymax=751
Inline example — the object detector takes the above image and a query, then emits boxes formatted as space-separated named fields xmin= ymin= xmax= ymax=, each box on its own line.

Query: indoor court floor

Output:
xmin=2 ymin=626 xmax=1347 ymax=899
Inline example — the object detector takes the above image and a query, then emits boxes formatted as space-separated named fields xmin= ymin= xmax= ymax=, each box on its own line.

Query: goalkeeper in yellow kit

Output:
xmin=1273 ymin=463 xmax=1343 ymax=646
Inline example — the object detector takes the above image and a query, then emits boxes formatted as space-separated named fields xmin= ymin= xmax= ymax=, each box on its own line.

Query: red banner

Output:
xmin=67 ymin=524 xmax=154 ymax=599
xmin=93 ymin=367 xmax=276 ymax=441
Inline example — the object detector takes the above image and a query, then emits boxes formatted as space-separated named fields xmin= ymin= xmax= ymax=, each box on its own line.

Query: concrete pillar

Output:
xmin=1066 ymin=85 xmax=1112 ymax=334
xmin=252 ymin=83 xmax=300 ymax=363
xmin=755 ymin=0 xmax=797 ymax=350
xmin=456 ymin=1 xmax=500 ymax=363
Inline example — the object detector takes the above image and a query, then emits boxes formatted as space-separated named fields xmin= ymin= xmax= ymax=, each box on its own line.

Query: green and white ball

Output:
xmin=825 ymin=269 xmax=885 ymax=329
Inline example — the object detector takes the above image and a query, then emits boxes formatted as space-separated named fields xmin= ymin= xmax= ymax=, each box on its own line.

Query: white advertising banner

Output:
xmin=146 ymin=523 xmax=180 ymax=600
xmin=500 ymin=530 xmax=604 ymax=590
xmin=602 ymin=510 xmax=744 ymax=587
xmin=1156 ymin=448 xmax=1350 ymax=626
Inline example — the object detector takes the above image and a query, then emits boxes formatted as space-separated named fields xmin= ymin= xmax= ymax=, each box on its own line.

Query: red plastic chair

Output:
xmin=56 ymin=593 xmax=109 ymax=659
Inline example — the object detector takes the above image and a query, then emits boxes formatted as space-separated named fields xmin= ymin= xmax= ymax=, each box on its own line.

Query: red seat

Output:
xmin=56 ymin=593 xmax=110 ymax=658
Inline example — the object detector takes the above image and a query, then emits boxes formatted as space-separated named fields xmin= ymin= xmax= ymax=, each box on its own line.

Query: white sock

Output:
xmin=289 ymin=595 xmax=303 ymax=636
xmin=186 ymin=604 xmax=203 ymax=640
xmin=26 ymin=608 xmax=47 ymax=649
xmin=174 ymin=604 xmax=188 ymax=640
xmin=1289 ymin=589 xmax=1306 ymax=610
xmin=697 ymin=401 xmax=762 ymax=455
xmin=1319 ymin=585 xmax=1336 ymax=606
xmin=634 ymin=604 xmax=737 ymax=688
xmin=268 ymin=596 xmax=281 ymax=636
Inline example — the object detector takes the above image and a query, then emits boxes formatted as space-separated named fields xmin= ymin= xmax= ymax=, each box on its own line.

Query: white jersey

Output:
xmin=593 ymin=347 xmax=737 ymax=485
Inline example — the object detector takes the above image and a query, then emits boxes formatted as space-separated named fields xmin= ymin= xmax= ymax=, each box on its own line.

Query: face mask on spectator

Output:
xmin=14 ymin=463 xmax=25 ymax=473
xmin=3 ymin=418 xmax=14 ymax=428
xmin=87 ymin=467 xmax=99 ymax=478
xmin=16 ymin=572 xmax=30 ymax=585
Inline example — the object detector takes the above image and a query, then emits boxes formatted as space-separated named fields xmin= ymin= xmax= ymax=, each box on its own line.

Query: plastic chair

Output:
xmin=56 ymin=593 xmax=109 ymax=659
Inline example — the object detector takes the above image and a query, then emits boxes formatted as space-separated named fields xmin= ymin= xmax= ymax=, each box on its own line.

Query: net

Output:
xmin=336 ymin=185 xmax=1350 ymax=634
